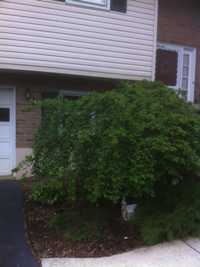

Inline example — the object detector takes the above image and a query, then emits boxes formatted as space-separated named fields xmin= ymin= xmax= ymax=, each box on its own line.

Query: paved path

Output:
xmin=42 ymin=240 xmax=200 ymax=267
xmin=0 ymin=180 xmax=40 ymax=267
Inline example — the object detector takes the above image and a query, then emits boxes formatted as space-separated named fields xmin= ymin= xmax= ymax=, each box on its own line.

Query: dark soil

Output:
xmin=21 ymin=179 xmax=144 ymax=259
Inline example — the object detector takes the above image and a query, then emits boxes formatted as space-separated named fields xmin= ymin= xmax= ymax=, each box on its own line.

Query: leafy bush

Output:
xmin=33 ymin=98 xmax=77 ymax=178
xmin=31 ymin=178 xmax=67 ymax=205
xmin=49 ymin=207 xmax=109 ymax=242
xmin=134 ymin=179 xmax=200 ymax=245
xmin=31 ymin=81 xmax=200 ymax=204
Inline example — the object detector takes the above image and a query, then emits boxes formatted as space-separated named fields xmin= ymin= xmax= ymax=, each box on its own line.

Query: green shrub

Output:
xmin=31 ymin=81 xmax=200 ymax=204
xmin=31 ymin=178 xmax=67 ymax=205
xmin=33 ymin=98 xmax=77 ymax=178
xmin=49 ymin=207 xmax=109 ymax=242
xmin=134 ymin=179 xmax=200 ymax=245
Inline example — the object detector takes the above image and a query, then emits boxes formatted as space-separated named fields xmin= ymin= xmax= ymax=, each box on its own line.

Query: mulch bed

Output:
xmin=21 ymin=179 xmax=144 ymax=259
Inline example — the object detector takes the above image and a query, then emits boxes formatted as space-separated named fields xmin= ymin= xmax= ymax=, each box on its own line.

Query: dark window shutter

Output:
xmin=156 ymin=49 xmax=178 ymax=86
xmin=110 ymin=0 xmax=127 ymax=13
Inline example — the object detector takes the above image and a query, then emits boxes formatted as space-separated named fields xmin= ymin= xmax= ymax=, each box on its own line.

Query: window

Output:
xmin=60 ymin=90 xmax=89 ymax=99
xmin=0 ymin=108 xmax=10 ymax=122
xmin=65 ymin=0 xmax=127 ymax=12
xmin=42 ymin=90 xmax=89 ymax=100
xmin=156 ymin=43 xmax=196 ymax=102
xmin=66 ymin=0 xmax=110 ymax=9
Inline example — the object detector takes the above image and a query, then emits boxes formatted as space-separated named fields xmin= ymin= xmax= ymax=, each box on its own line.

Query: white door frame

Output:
xmin=0 ymin=86 xmax=16 ymax=175
xmin=157 ymin=42 xmax=197 ymax=102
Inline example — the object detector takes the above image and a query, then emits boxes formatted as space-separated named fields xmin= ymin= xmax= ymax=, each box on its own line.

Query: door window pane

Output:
xmin=182 ymin=78 xmax=188 ymax=90
xmin=183 ymin=54 xmax=190 ymax=66
xmin=183 ymin=66 xmax=189 ymax=77
xmin=0 ymin=108 xmax=10 ymax=122
xmin=156 ymin=49 xmax=178 ymax=86
xmin=181 ymin=53 xmax=190 ymax=92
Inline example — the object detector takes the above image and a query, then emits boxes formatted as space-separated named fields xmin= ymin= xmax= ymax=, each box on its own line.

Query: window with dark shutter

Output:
xmin=156 ymin=49 xmax=178 ymax=87
xmin=156 ymin=43 xmax=196 ymax=103
xmin=110 ymin=0 xmax=127 ymax=12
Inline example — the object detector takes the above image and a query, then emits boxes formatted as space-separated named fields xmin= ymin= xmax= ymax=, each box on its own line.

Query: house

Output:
xmin=0 ymin=0 xmax=197 ymax=176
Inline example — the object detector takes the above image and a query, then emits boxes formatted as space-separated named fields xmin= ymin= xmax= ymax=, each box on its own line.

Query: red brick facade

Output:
xmin=16 ymin=86 xmax=41 ymax=148
xmin=158 ymin=0 xmax=200 ymax=102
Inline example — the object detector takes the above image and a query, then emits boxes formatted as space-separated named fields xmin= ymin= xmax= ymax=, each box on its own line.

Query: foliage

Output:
xmin=29 ymin=81 xmax=200 ymax=204
xmin=31 ymin=178 xmax=67 ymax=205
xmin=33 ymin=98 xmax=77 ymax=178
xmin=134 ymin=179 xmax=200 ymax=245
xmin=49 ymin=206 xmax=109 ymax=242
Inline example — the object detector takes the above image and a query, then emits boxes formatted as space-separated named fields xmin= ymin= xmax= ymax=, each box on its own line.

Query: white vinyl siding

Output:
xmin=0 ymin=0 xmax=158 ymax=80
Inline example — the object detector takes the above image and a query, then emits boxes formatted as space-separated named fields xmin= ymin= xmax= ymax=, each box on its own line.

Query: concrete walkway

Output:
xmin=42 ymin=239 xmax=200 ymax=267
xmin=0 ymin=180 xmax=40 ymax=267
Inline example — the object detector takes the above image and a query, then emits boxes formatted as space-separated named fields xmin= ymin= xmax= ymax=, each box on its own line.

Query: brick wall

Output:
xmin=0 ymin=72 xmax=117 ymax=148
xmin=158 ymin=0 xmax=200 ymax=102
xmin=16 ymin=86 xmax=41 ymax=148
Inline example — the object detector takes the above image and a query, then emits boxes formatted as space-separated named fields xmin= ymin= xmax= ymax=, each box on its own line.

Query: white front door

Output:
xmin=0 ymin=88 xmax=15 ymax=176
